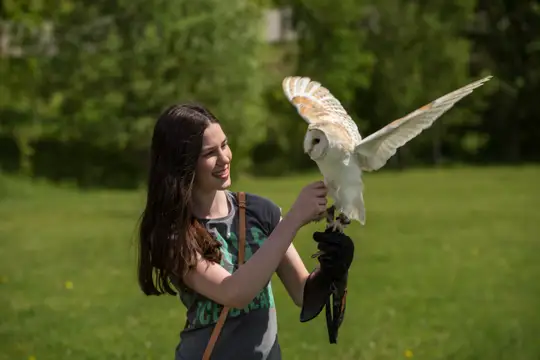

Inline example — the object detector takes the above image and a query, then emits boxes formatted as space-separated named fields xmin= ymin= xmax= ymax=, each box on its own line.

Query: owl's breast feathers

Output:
xmin=317 ymin=153 xmax=366 ymax=224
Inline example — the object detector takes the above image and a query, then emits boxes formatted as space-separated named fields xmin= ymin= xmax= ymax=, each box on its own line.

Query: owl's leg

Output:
xmin=337 ymin=213 xmax=351 ymax=227
xmin=326 ymin=205 xmax=347 ymax=231
xmin=325 ymin=204 xmax=336 ymax=228
xmin=336 ymin=213 xmax=351 ymax=231
xmin=329 ymin=220 xmax=345 ymax=233
xmin=327 ymin=212 xmax=351 ymax=233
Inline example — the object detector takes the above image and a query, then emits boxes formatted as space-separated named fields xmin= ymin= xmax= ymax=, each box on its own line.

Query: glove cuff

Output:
xmin=299 ymin=267 xmax=333 ymax=322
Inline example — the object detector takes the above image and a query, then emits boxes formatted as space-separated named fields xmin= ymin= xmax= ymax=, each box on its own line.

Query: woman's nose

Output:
xmin=217 ymin=148 xmax=230 ymax=164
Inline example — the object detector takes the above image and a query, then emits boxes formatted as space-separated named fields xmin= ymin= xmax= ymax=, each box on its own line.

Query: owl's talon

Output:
xmin=326 ymin=219 xmax=344 ymax=233
xmin=335 ymin=222 xmax=345 ymax=233
xmin=326 ymin=220 xmax=338 ymax=231
xmin=337 ymin=213 xmax=351 ymax=227
xmin=326 ymin=212 xmax=350 ymax=233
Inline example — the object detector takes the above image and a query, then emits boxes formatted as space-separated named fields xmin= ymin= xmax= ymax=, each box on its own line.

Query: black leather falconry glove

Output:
xmin=300 ymin=229 xmax=354 ymax=344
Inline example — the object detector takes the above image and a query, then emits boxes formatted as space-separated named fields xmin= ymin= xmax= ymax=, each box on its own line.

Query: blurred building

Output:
xmin=1 ymin=8 xmax=301 ymax=57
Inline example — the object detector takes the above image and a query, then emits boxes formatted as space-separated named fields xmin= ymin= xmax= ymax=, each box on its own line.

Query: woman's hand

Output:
xmin=287 ymin=181 xmax=328 ymax=227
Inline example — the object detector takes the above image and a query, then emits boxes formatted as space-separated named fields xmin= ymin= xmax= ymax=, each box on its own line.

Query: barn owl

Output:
xmin=282 ymin=75 xmax=492 ymax=232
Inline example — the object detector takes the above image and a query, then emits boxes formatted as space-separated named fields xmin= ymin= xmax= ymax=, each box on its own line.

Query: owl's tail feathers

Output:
xmin=340 ymin=193 xmax=366 ymax=226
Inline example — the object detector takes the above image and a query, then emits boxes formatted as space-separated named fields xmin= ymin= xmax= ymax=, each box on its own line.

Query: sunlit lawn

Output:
xmin=1 ymin=165 xmax=539 ymax=360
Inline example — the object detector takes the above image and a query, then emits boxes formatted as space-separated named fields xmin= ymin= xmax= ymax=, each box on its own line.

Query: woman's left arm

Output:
xmin=276 ymin=243 xmax=310 ymax=307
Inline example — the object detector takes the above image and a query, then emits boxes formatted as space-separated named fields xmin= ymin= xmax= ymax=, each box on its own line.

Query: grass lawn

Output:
xmin=1 ymin=165 xmax=539 ymax=360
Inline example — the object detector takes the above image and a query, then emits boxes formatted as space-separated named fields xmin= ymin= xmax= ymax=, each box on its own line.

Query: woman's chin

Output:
xmin=220 ymin=177 xmax=232 ymax=190
xmin=212 ymin=175 xmax=231 ymax=190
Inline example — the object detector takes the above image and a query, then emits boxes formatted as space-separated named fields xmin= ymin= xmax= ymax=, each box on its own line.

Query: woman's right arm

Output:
xmin=182 ymin=181 xmax=327 ymax=309
xmin=184 ymin=213 xmax=301 ymax=308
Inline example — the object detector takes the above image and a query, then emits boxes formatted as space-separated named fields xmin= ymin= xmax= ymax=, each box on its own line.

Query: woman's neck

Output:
xmin=191 ymin=189 xmax=230 ymax=219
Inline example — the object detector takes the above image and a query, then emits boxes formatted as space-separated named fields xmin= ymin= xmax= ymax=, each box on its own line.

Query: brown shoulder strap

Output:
xmin=237 ymin=192 xmax=246 ymax=264
xmin=202 ymin=192 xmax=246 ymax=360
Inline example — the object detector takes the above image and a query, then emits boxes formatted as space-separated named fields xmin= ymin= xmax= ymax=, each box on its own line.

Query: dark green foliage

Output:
xmin=1 ymin=0 xmax=539 ymax=188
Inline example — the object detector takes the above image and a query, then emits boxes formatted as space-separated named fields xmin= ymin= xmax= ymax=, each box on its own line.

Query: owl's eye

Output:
xmin=313 ymin=138 xmax=320 ymax=145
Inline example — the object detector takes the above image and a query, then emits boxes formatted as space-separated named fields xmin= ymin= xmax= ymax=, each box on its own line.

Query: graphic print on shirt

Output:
xmin=190 ymin=228 xmax=275 ymax=328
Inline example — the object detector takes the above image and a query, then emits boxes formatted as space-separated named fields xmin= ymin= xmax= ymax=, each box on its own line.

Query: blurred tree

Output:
xmin=1 ymin=0 xmax=269 ymax=183
xmin=357 ymin=0 xmax=484 ymax=168
xmin=1 ymin=0 xmax=538 ymax=185
xmin=467 ymin=0 xmax=540 ymax=163
xmin=0 ymin=0 xmax=60 ymax=175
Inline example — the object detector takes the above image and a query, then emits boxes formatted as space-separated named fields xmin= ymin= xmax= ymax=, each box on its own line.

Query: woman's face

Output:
xmin=194 ymin=123 xmax=232 ymax=192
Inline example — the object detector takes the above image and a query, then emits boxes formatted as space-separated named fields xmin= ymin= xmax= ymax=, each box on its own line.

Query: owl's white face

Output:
xmin=303 ymin=128 xmax=329 ymax=161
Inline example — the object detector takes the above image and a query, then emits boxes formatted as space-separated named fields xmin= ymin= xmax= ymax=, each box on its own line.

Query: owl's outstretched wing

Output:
xmin=282 ymin=76 xmax=358 ymax=133
xmin=354 ymin=75 xmax=493 ymax=171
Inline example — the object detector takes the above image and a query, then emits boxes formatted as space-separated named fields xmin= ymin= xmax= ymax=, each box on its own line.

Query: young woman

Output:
xmin=137 ymin=103 xmax=354 ymax=359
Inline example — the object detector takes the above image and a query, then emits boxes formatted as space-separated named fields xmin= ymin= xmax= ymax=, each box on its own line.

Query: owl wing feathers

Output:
xmin=354 ymin=75 xmax=493 ymax=172
xmin=282 ymin=76 xmax=362 ymax=143
xmin=282 ymin=76 xmax=354 ymax=125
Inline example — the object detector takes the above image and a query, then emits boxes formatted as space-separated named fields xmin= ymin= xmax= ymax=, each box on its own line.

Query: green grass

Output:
xmin=1 ymin=166 xmax=539 ymax=360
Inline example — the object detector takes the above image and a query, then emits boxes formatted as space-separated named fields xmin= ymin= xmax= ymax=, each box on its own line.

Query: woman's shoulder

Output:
xmin=248 ymin=192 xmax=280 ymax=209
xmin=228 ymin=191 xmax=282 ymax=232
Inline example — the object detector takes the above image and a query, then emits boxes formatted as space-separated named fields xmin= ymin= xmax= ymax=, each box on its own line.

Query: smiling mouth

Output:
xmin=213 ymin=166 xmax=230 ymax=179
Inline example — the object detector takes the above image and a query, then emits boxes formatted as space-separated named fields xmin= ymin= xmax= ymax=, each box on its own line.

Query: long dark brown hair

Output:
xmin=138 ymin=103 xmax=223 ymax=296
